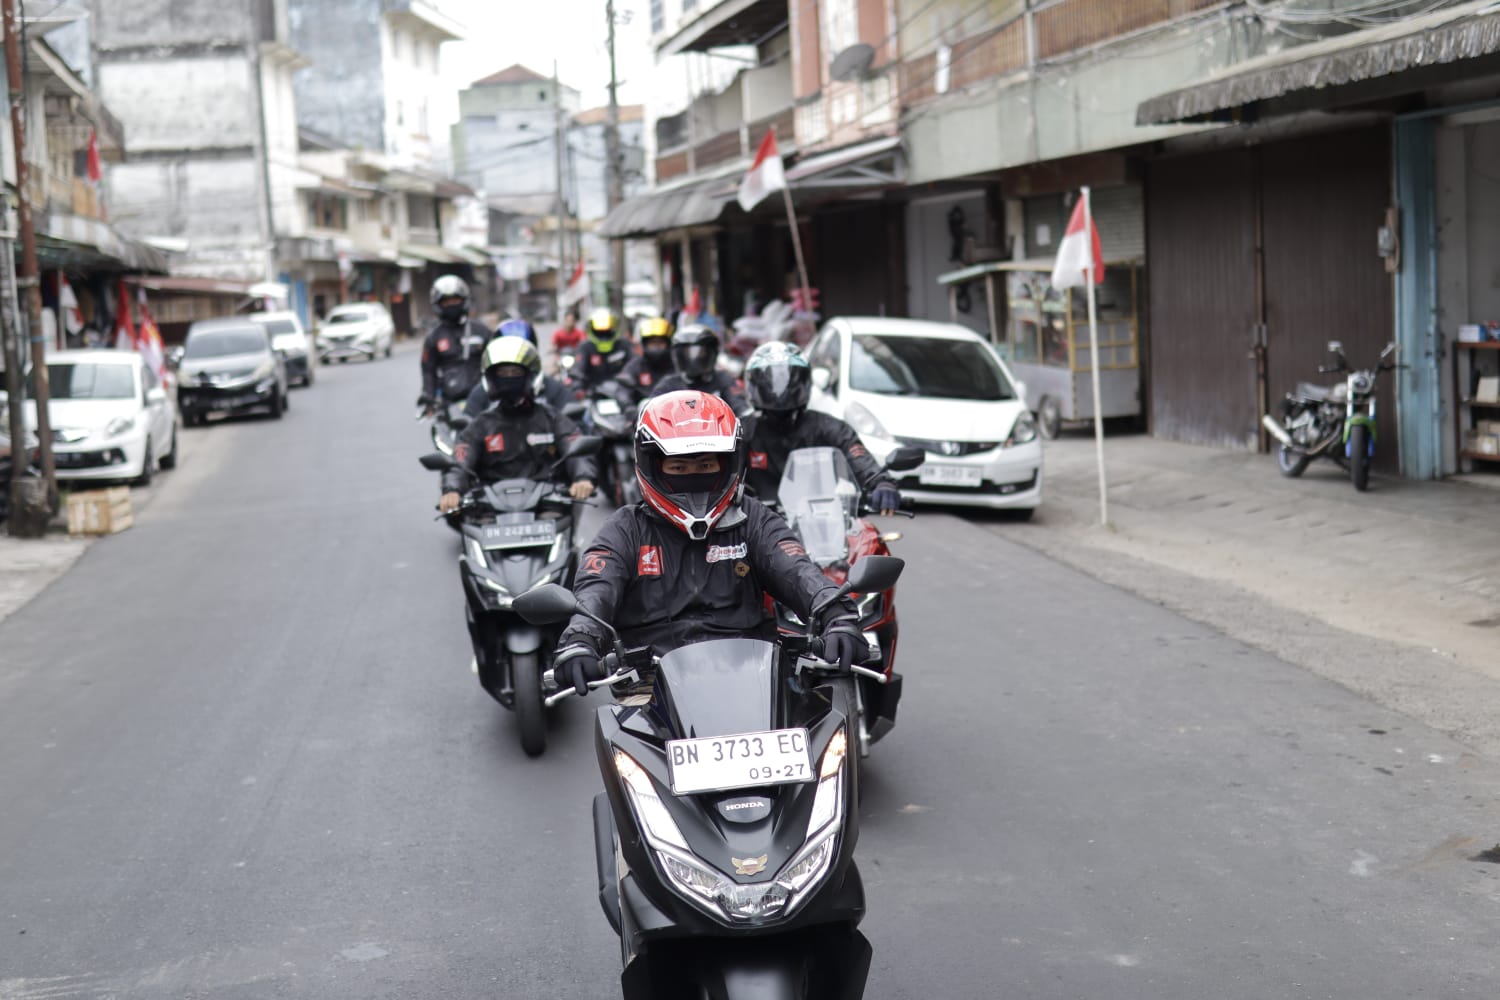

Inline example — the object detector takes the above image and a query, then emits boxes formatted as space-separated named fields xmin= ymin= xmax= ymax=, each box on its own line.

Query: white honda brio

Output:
xmin=803 ymin=317 xmax=1041 ymax=513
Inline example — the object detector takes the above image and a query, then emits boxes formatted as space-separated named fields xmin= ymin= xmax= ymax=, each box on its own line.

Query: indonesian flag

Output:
xmin=736 ymin=129 xmax=785 ymax=212
xmin=1050 ymin=189 xmax=1104 ymax=290
xmin=562 ymin=259 xmax=590 ymax=306
xmin=113 ymin=278 xmax=138 ymax=350
xmin=86 ymin=129 xmax=102 ymax=184
xmin=58 ymin=273 xmax=84 ymax=337
xmin=138 ymin=292 xmax=170 ymax=385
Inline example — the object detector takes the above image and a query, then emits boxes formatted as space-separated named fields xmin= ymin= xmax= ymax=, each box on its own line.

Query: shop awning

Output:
xmin=937 ymin=256 xmax=1143 ymax=286
xmin=124 ymin=275 xmax=258 ymax=295
xmin=656 ymin=0 xmax=785 ymax=57
xmin=785 ymin=135 xmax=903 ymax=190
xmin=1137 ymin=0 xmax=1500 ymax=125
xmin=598 ymin=173 xmax=737 ymax=239
xmin=397 ymin=243 xmax=464 ymax=266
xmin=451 ymin=247 xmax=492 ymax=267
xmin=37 ymin=213 xmax=170 ymax=273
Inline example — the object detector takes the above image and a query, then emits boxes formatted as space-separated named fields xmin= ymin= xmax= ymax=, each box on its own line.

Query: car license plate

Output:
xmin=211 ymin=395 xmax=255 ymax=410
xmin=481 ymin=521 xmax=555 ymax=547
xmin=918 ymin=463 xmax=983 ymax=487
xmin=667 ymin=728 xmax=814 ymax=795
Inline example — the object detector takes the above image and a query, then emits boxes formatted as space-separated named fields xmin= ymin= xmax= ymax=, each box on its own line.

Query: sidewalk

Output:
xmin=996 ymin=431 xmax=1500 ymax=751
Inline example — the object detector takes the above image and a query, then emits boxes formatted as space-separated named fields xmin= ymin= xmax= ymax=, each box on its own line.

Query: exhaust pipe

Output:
xmin=1261 ymin=415 xmax=1295 ymax=448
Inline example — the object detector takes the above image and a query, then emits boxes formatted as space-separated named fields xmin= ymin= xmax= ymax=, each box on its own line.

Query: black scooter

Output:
xmin=515 ymin=555 xmax=905 ymax=1000
xmin=419 ymin=434 xmax=599 ymax=756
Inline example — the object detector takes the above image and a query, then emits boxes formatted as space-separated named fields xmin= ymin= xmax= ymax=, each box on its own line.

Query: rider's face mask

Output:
xmin=661 ymin=454 xmax=723 ymax=495
xmin=485 ymin=365 xmax=532 ymax=409
xmin=437 ymin=296 xmax=467 ymax=323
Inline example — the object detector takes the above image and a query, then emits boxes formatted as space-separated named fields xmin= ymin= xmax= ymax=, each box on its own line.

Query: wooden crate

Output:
xmin=66 ymin=486 xmax=133 ymax=536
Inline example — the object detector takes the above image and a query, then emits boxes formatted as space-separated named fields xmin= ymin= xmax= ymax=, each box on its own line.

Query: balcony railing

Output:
xmin=653 ymin=106 xmax=795 ymax=184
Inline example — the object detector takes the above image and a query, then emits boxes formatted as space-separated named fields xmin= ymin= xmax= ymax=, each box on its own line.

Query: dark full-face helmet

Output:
xmin=744 ymin=340 xmax=812 ymax=420
xmin=430 ymin=274 xmax=470 ymax=324
xmin=670 ymin=324 xmax=720 ymax=382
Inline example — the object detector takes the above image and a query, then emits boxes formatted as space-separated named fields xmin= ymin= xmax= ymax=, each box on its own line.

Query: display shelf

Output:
xmin=1460 ymin=450 xmax=1500 ymax=463
xmin=1460 ymin=399 xmax=1500 ymax=408
xmin=1456 ymin=341 xmax=1500 ymax=350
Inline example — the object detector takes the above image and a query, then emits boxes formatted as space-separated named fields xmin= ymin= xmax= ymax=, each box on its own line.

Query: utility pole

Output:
xmin=604 ymin=0 xmax=625 ymax=316
xmin=552 ymin=61 xmax=568 ymax=320
xmin=4 ymin=0 xmax=56 ymax=526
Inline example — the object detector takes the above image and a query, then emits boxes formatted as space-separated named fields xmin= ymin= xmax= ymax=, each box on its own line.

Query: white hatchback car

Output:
xmin=248 ymin=310 xmax=314 ymax=387
xmin=317 ymin=302 xmax=395 ymax=363
xmin=804 ymin=318 xmax=1041 ymax=513
xmin=17 ymin=350 xmax=179 ymax=485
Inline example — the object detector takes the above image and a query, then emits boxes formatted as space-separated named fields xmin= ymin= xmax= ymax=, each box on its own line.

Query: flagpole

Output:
xmin=1082 ymin=185 xmax=1108 ymax=526
xmin=780 ymin=183 xmax=811 ymax=316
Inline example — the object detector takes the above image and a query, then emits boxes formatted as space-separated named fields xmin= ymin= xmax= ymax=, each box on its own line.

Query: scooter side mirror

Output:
xmin=513 ymin=583 xmax=580 ymax=625
xmin=450 ymin=415 xmax=471 ymax=431
xmin=884 ymin=445 xmax=925 ymax=473
xmin=840 ymin=554 xmax=905 ymax=596
xmin=419 ymin=452 xmax=454 ymax=472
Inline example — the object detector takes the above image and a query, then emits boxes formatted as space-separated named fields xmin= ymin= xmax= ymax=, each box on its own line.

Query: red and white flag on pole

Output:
xmin=58 ymin=273 xmax=84 ymax=338
xmin=562 ymin=259 xmax=590 ymax=306
xmin=1050 ymin=191 xmax=1104 ymax=289
xmin=737 ymin=129 xmax=786 ymax=212
xmin=138 ymin=291 xmax=169 ymax=386
xmin=86 ymin=129 xmax=102 ymax=184
xmin=113 ymin=279 xmax=138 ymax=351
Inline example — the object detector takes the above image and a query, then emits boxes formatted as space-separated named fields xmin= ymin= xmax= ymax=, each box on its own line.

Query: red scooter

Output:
xmin=767 ymin=445 xmax=922 ymax=757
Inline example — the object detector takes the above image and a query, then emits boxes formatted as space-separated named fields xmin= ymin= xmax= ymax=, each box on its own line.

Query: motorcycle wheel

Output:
xmin=1276 ymin=446 xmax=1310 ymax=478
xmin=1349 ymin=425 xmax=1371 ymax=492
xmin=513 ymin=651 xmax=546 ymax=757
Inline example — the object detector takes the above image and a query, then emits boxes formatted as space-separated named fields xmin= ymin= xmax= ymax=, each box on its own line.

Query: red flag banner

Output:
xmin=1050 ymin=191 xmax=1104 ymax=289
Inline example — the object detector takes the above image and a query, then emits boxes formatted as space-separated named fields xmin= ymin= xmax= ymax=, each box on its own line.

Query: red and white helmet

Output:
xmin=635 ymin=390 xmax=745 ymax=540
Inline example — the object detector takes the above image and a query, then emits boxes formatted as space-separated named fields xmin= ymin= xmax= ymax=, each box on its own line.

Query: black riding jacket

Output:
xmin=463 ymin=374 xmax=571 ymax=417
xmin=616 ymin=354 xmax=675 ymax=401
xmin=441 ymin=402 xmax=596 ymax=494
xmin=420 ymin=318 xmax=488 ymax=402
xmin=649 ymin=370 xmax=749 ymax=414
xmin=559 ymin=500 xmax=856 ymax=659
xmin=573 ymin=339 xmax=634 ymax=391
xmin=743 ymin=410 xmax=895 ymax=504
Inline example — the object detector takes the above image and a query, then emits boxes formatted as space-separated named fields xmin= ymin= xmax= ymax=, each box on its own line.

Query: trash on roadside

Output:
xmin=65 ymin=486 xmax=133 ymax=536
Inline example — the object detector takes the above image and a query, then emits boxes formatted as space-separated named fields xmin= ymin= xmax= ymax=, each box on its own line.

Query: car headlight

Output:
xmin=105 ymin=416 xmax=136 ymax=438
xmin=178 ymin=370 xmax=200 ymax=387
xmin=253 ymin=360 xmax=276 ymax=382
xmin=1007 ymin=411 xmax=1038 ymax=447
xmin=844 ymin=401 xmax=891 ymax=441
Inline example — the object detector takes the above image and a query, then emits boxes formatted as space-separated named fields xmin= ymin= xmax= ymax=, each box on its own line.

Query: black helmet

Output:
xmin=745 ymin=341 xmax=812 ymax=417
xmin=481 ymin=336 xmax=541 ymax=411
xmin=430 ymin=274 xmax=470 ymax=324
xmin=670 ymin=324 xmax=719 ymax=382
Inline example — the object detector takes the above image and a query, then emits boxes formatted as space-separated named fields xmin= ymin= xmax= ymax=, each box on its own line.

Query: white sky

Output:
xmin=436 ymin=0 xmax=657 ymax=121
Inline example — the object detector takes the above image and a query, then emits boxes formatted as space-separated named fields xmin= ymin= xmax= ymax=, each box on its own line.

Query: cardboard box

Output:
xmin=1465 ymin=433 xmax=1500 ymax=456
xmin=66 ymin=486 xmax=133 ymax=536
xmin=1477 ymin=376 xmax=1500 ymax=404
xmin=1480 ymin=420 xmax=1500 ymax=436
xmin=1460 ymin=324 xmax=1485 ymax=343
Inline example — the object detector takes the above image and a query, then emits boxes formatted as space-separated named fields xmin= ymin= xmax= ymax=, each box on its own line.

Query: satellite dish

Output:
xmin=829 ymin=43 xmax=875 ymax=83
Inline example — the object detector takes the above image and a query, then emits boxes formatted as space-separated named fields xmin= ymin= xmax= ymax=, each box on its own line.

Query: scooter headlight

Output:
xmin=614 ymin=751 xmax=688 ymax=850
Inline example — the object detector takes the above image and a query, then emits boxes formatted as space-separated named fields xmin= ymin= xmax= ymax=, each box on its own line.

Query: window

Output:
xmin=649 ymin=0 xmax=663 ymax=33
xmin=35 ymin=363 xmax=136 ymax=400
xmin=847 ymin=335 xmax=1015 ymax=401
xmin=820 ymin=0 xmax=858 ymax=62
xmin=808 ymin=327 xmax=842 ymax=395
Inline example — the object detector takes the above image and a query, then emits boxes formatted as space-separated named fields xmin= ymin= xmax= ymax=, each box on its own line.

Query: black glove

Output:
xmin=416 ymin=393 xmax=433 ymax=407
xmin=554 ymin=645 xmax=603 ymax=696
xmin=870 ymin=483 xmax=901 ymax=515
xmin=820 ymin=620 xmax=867 ymax=671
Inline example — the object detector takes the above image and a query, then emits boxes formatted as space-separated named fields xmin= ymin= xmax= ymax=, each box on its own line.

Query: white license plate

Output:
xmin=918 ymin=463 xmax=983 ymax=487
xmin=594 ymin=398 xmax=622 ymax=416
xmin=667 ymin=728 xmax=814 ymax=795
xmin=481 ymin=521 xmax=555 ymax=547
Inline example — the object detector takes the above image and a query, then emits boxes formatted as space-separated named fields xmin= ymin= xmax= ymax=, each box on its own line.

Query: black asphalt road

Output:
xmin=3 ymin=349 xmax=1499 ymax=998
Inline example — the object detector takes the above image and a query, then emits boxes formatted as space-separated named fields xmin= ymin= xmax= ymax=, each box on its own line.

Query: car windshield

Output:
xmin=30 ymin=363 xmax=135 ymax=400
xmin=848 ymin=334 xmax=1014 ymax=401
xmin=184 ymin=330 xmax=266 ymax=359
xmin=256 ymin=318 xmax=298 ymax=335
xmin=325 ymin=310 xmax=368 ymax=324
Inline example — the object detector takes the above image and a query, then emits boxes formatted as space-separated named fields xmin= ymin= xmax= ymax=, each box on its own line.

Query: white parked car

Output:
xmin=316 ymin=302 xmax=395 ymax=363
xmin=804 ymin=317 xmax=1041 ymax=514
xmin=14 ymin=349 xmax=179 ymax=486
xmin=248 ymin=310 xmax=314 ymax=387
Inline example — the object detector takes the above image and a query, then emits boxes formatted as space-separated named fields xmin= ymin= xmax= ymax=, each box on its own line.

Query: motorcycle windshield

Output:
xmin=656 ymin=638 xmax=778 ymax=740
xmin=777 ymin=447 xmax=857 ymax=566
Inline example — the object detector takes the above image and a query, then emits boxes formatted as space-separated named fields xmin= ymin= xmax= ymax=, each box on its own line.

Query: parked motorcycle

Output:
xmin=1262 ymin=340 xmax=1400 ymax=492
xmin=418 ymin=434 xmax=599 ymax=756
xmin=0 ymin=425 xmax=42 ymax=526
xmin=582 ymin=379 xmax=642 ymax=507
xmin=514 ymin=554 xmax=906 ymax=1000
xmin=765 ymin=445 xmax=923 ymax=758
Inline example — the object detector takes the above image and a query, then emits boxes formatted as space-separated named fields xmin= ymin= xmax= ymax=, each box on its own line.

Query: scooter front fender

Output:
xmin=504 ymin=624 xmax=543 ymax=655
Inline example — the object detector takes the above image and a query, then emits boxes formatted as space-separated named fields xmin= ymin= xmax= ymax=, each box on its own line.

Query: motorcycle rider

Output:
xmin=614 ymin=316 xmax=675 ymax=401
xmin=418 ymin=274 xmax=488 ymax=414
xmin=571 ymin=308 xmax=634 ymax=393
xmin=551 ymin=390 xmax=869 ymax=697
xmin=464 ymin=319 xmax=571 ymax=415
xmin=648 ymin=324 xmax=749 ymax=413
xmin=743 ymin=341 xmax=903 ymax=516
xmin=439 ymin=337 xmax=597 ymax=514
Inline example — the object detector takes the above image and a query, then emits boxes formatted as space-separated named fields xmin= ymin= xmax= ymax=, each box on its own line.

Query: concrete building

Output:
xmin=81 ymin=0 xmax=304 ymax=282
xmin=288 ymin=0 xmax=462 ymax=171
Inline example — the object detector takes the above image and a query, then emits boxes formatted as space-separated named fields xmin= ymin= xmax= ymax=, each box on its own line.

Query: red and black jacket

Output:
xmin=420 ymin=319 xmax=488 ymax=402
xmin=742 ymin=410 xmax=894 ymax=504
xmin=441 ymin=403 xmax=595 ymax=494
